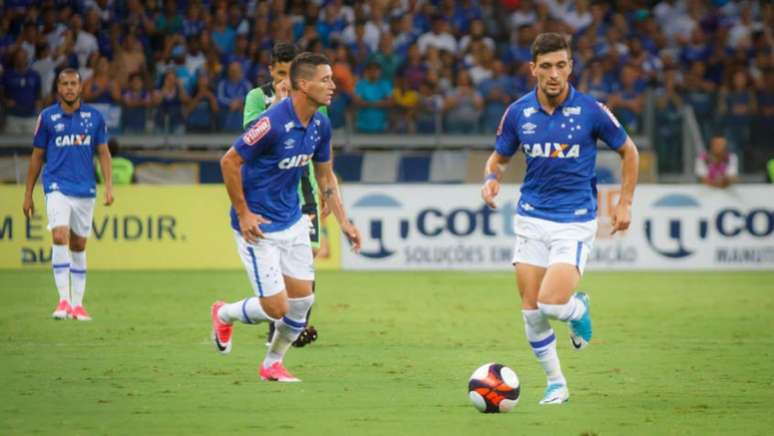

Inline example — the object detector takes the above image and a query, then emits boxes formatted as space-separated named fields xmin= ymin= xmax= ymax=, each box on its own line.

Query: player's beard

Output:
xmin=59 ymin=93 xmax=81 ymax=107
xmin=541 ymin=80 xmax=565 ymax=98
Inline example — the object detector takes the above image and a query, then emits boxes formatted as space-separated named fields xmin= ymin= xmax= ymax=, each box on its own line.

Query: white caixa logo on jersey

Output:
xmin=55 ymin=134 xmax=92 ymax=146
xmin=522 ymin=142 xmax=581 ymax=159
xmin=278 ymin=153 xmax=314 ymax=170
xmin=243 ymin=117 xmax=271 ymax=145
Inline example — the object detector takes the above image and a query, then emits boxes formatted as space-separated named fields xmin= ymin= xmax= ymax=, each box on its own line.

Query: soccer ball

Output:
xmin=467 ymin=363 xmax=520 ymax=413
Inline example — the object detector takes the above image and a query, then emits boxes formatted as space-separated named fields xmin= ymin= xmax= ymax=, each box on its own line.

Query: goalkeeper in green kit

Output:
xmin=243 ymin=42 xmax=328 ymax=347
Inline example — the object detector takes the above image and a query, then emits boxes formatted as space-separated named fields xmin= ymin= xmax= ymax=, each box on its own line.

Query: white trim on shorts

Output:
xmin=234 ymin=216 xmax=314 ymax=298
xmin=45 ymin=191 xmax=96 ymax=237
xmin=511 ymin=214 xmax=597 ymax=275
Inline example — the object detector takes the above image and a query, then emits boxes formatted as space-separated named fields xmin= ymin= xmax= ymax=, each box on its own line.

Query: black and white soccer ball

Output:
xmin=467 ymin=363 xmax=520 ymax=413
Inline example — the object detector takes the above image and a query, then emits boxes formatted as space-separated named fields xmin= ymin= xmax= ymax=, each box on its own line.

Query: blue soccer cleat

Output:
xmin=539 ymin=383 xmax=570 ymax=405
xmin=569 ymin=292 xmax=592 ymax=350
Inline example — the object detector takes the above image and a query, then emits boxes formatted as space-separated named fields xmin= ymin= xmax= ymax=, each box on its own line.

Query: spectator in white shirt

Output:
xmin=459 ymin=19 xmax=495 ymax=53
xmin=563 ymin=0 xmax=593 ymax=33
xmin=31 ymin=43 xmax=65 ymax=96
xmin=695 ymin=135 xmax=739 ymax=188
xmin=417 ymin=15 xmax=458 ymax=55
xmin=343 ymin=18 xmax=381 ymax=52
xmin=540 ymin=0 xmax=573 ymax=20
xmin=71 ymin=14 xmax=98 ymax=68
xmin=510 ymin=0 xmax=537 ymax=29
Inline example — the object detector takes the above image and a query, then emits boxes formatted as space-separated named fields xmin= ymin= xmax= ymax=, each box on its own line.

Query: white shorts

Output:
xmin=234 ymin=216 xmax=314 ymax=298
xmin=45 ymin=191 xmax=96 ymax=237
xmin=511 ymin=215 xmax=597 ymax=275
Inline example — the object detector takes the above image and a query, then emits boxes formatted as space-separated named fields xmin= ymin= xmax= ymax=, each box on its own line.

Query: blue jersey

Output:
xmin=230 ymin=97 xmax=331 ymax=233
xmin=33 ymin=103 xmax=108 ymax=198
xmin=495 ymin=86 xmax=628 ymax=223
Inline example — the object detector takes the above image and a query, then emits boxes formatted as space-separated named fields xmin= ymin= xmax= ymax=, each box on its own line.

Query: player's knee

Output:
xmin=262 ymin=298 xmax=289 ymax=320
xmin=520 ymin=291 xmax=539 ymax=309
xmin=69 ymin=237 xmax=86 ymax=251
xmin=51 ymin=227 xmax=69 ymax=245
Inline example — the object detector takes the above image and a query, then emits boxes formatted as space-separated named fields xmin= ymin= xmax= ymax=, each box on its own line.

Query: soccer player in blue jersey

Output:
xmin=481 ymin=33 xmax=639 ymax=404
xmin=211 ymin=52 xmax=362 ymax=382
xmin=23 ymin=68 xmax=114 ymax=321
xmin=244 ymin=42 xmax=329 ymax=348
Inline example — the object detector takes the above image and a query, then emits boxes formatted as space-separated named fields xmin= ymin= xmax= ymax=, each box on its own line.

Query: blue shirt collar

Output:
xmin=56 ymin=101 xmax=83 ymax=117
xmin=282 ymin=97 xmax=307 ymax=130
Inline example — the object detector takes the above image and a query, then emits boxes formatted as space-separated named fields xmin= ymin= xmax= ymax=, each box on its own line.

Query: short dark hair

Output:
xmin=272 ymin=41 xmax=298 ymax=65
xmin=289 ymin=52 xmax=331 ymax=90
xmin=57 ymin=68 xmax=81 ymax=83
xmin=531 ymin=33 xmax=571 ymax=62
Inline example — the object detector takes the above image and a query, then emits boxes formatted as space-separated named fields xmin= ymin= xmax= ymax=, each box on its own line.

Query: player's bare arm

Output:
xmin=97 ymin=143 xmax=114 ymax=206
xmin=220 ymin=147 xmax=271 ymax=243
xmin=318 ymin=151 xmax=335 ymax=220
xmin=481 ymin=151 xmax=512 ymax=209
xmin=611 ymin=138 xmax=639 ymax=235
xmin=22 ymin=147 xmax=45 ymax=218
xmin=318 ymin=177 xmax=333 ymax=219
xmin=314 ymin=160 xmax=361 ymax=252
xmin=22 ymin=147 xmax=46 ymax=217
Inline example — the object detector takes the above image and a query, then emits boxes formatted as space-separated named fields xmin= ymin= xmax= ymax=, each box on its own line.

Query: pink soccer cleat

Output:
xmin=211 ymin=301 xmax=232 ymax=354
xmin=71 ymin=305 xmax=92 ymax=321
xmin=52 ymin=300 xmax=72 ymax=320
xmin=259 ymin=362 xmax=301 ymax=382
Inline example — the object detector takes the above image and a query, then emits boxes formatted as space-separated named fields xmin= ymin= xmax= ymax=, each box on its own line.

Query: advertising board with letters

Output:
xmin=341 ymin=184 xmax=774 ymax=271
xmin=2 ymin=184 xmax=770 ymax=271
xmin=0 ymin=186 xmax=341 ymax=270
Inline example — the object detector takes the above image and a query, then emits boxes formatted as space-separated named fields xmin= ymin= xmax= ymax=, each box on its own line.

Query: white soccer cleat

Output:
xmin=539 ymin=383 xmax=569 ymax=405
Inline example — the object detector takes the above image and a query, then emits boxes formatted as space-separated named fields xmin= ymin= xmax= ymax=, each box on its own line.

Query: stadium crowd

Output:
xmin=0 ymin=0 xmax=772 ymax=173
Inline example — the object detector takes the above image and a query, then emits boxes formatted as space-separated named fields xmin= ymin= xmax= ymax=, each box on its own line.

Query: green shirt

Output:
xmin=96 ymin=156 xmax=134 ymax=185
xmin=243 ymin=87 xmax=269 ymax=129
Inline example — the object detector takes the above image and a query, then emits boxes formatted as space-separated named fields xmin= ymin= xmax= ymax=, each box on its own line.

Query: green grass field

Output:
xmin=1 ymin=270 xmax=773 ymax=435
